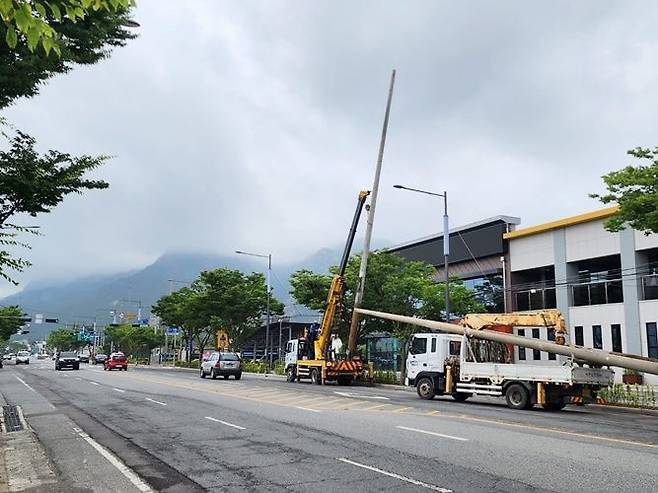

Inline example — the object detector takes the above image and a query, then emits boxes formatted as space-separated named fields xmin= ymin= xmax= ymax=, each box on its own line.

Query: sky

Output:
xmin=2 ymin=0 xmax=658 ymax=298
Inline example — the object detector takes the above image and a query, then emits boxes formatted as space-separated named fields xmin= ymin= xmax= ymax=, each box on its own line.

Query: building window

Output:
xmin=547 ymin=328 xmax=556 ymax=360
xmin=647 ymin=322 xmax=658 ymax=359
xmin=518 ymin=329 xmax=526 ymax=360
xmin=431 ymin=337 xmax=437 ymax=353
xmin=575 ymin=326 xmax=584 ymax=346
xmin=570 ymin=255 xmax=624 ymax=307
xmin=532 ymin=328 xmax=540 ymax=360
xmin=611 ymin=324 xmax=622 ymax=353
xmin=592 ymin=325 xmax=603 ymax=349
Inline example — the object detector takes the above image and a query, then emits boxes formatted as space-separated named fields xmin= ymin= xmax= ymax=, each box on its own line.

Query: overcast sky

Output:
xmin=2 ymin=0 xmax=658 ymax=298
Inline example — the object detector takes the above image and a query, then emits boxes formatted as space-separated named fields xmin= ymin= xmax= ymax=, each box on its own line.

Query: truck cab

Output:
xmin=406 ymin=333 xmax=461 ymax=389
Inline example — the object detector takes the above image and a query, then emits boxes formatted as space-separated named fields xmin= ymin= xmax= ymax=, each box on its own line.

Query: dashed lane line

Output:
xmin=72 ymin=427 xmax=153 ymax=492
xmin=396 ymin=425 xmax=468 ymax=442
xmin=113 ymin=388 xmax=126 ymax=393
xmin=204 ymin=417 xmax=246 ymax=430
xmin=337 ymin=458 xmax=452 ymax=492
xmin=89 ymin=381 xmax=100 ymax=386
xmin=145 ymin=398 xmax=167 ymax=406
xmin=296 ymin=407 xmax=321 ymax=413
xmin=14 ymin=375 xmax=36 ymax=392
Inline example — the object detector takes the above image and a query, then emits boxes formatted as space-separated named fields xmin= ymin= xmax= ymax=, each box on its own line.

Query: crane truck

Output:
xmin=284 ymin=190 xmax=371 ymax=386
xmin=354 ymin=308 xmax=658 ymax=411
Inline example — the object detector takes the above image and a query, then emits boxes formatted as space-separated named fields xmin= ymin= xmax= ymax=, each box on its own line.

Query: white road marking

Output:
xmin=204 ymin=417 xmax=246 ymax=430
xmin=337 ymin=458 xmax=452 ymax=492
xmin=145 ymin=398 xmax=166 ymax=406
xmin=14 ymin=375 xmax=36 ymax=393
xmin=89 ymin=381 xmax=100 ymax=386
xmin=113 ymin=388 xmax=126 ymax=393
xmin=396 ymin=425 xmax=468 ymax=442
xmin=334 ymin=391 xmax=389 ymax=400
xmin=296 ymin=406 xmax=321 ymax=413
xmin=72 ymin=427 xmax=153 ymax=492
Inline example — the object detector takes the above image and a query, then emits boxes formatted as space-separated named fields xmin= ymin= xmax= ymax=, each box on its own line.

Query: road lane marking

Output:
xmin=396 ymin=425 xmax=468 ymax=442
xmin=334 ymin=391 xmax=389 ymax=400
xmin=14 ymin=375 xmax=36 ymax=392
xmin=204 ymin=417 xmax=246 ymax=430
xmin=89 ymin=382 xmax=100 ymax=386
xmin=392 ymin=406 xmax=412 ymax=413
xmin=145 ymin=398 xmax=166 ymax=406
xmin=360 ymin=403 xmax=390 ymax=411
xmin=337 ymin=458 xmax=451 ymax=492
xmin=113 ymin=388 xmax=126 ymax=393
xmin=72 ymin=427 xmax=153 ymax=492
xmin=296 ymin=406 xmax=321 ymax=413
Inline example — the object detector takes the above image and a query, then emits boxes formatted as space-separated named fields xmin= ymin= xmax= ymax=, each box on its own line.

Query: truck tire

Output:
xmin=542 ymin=398 xmax=566 ymax=411
xmin=310 ymin=368 xmax=322 ymax=385
xmin=505 ymin=383 xmax=531 ymax=410
xmin=416 ymin=377 xmax=435 ymax=400
xmin=452 ymin=392 xmax=471 ymax=402
xmin=286 ymin=366 xmax=296 ymax=383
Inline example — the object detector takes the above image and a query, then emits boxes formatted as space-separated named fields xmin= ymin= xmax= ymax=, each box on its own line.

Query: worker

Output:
xmin=330 ymin=333 xmax=343 ymax=361
xmin=307 ymin=323 xmax=319 ymax=359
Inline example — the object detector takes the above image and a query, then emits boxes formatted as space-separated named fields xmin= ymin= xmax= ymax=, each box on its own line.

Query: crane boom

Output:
xmin=462 ymin=309 xmax=567 ymax=345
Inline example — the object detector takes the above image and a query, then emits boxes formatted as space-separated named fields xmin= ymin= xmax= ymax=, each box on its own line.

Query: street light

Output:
xmin=393 ymin=184 xmax=450 ymax=321
xmin=236 ymin=250 xmax=272 ymax=369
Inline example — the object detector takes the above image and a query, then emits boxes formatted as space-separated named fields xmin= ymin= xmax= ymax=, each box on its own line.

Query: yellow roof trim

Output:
xmin=503 ymin=206 xmax=620 ymax=240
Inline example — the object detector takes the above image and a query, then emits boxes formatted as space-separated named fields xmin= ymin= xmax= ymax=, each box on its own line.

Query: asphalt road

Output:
xmin=2 ymin=358 xmax=657 ymax=492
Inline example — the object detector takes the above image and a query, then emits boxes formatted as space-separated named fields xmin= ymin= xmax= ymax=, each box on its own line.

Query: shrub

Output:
xmin=242 ymin=360 xmax=267 ymax=373
xmin=273 ymin=361 xmax=285 ymax=375
xmin=373 ymin=370 xmax=399 ymax=385
xmin=175 ymin=359 xmax=200 ymax=369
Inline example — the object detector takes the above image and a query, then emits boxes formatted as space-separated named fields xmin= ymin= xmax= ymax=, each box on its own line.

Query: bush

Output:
xmin=175 ymin=359 xmax=200 ymax=369
xmin=242 ymin=359 xmax=267 ymax=373
xmin=273 ymin=361 xmax=285 ymax=375
xmin=598 ymin=384 xmax=656 ymax=409
xmin=373 ymin=370 xmax=399 ymax=385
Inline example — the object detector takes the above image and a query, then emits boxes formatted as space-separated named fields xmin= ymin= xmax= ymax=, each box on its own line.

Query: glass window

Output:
xmin=518 ymin=329 xmax=526 ymax=360
xmin=607 ymin=281 xmax=623 ymax=303
xmin=647 ymin=322 xmax=658 ymax=359
xmin=545 ymin=288 xmax=557 ymax=309
xmin=547 ymin=329 xmax=556 ymax=360
xmin=449 ymin=341 xmax=461 ymax=356
xmin=574 ymin=326 xmax=584 ymax=346
xmin=592 ymin=325 xmax=603 ymax=349
xmin=589 ymin=283 xmax=606 ymax=305
xmin=532 ymin=328 xmax=540 ymax=360
xmin=431 ymin=338 xmax=437 ymax=353
xmin=410 ymin=337 xmax=427 ymax=355
xmin=529 ymin=290 xmax=543 ymax=310
xmin=220 ymin=353 xmax=240 ymax=361
xmin=515 ymin=291 xmax=530 ymax=311
xmin=611 ymin=324 xmax=622 ymax=353
xmin=573 ymin=285 xmax=589 ymax=306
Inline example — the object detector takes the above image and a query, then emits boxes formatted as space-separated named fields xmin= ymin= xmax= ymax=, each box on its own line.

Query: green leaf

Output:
xmin=35 ymin=3 xmax=47 ymax=18
xmin=26 ymin=26 xmax=40 ymax=51
xmin=42 ymin=34 xmax=54 ymax=55
xmin=5 ymin=24 xmax=17 ymax=48
xmin=48 ymin=2 xmax=62 ymax=20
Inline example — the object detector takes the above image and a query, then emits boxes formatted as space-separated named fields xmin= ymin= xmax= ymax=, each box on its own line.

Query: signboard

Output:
xmin=165 ymin=327 xmax=179 ymax=336
xmin=216 ymin=330 xmax=230 ymax=350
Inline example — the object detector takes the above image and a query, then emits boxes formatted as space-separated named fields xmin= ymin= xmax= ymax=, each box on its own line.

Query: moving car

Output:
xmin=200 ymin=351 xmax=242 ymax=380
xmin=2 ymin=353 xmax=12 ymax=361
xmin=93 ymin=354 xmax=108 ymax=365
xmin=104 ymin=352 xmax=128 ymax=371
xmin=78 ymin=354 xmax=90 ymax=363
xmin=55 ymin=351 xmax=80 ymax=370
xmin=16 ymin=351 xmax=30 ymax=365
xmin=37 ymin=353 xmax=48 ymax=360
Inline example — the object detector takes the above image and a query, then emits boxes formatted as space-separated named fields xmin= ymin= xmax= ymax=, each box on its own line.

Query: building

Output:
xmin=504 ymin=207 xmax=658 ymax=384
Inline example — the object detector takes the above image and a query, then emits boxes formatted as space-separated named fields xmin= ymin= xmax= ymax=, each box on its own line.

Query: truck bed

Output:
xmin=459 ymin=361 xmax=614 ymax=386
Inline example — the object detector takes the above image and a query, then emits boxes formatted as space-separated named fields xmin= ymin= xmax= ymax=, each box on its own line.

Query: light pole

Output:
xmin=393 ymin=184 xmax=450 ymax=321
xmin=236 ymin=250 xmax=272 ymax=369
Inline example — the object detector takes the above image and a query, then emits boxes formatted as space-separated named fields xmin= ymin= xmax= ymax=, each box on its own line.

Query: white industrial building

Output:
xmin=504 ymin=207 xmax=658 ymax=384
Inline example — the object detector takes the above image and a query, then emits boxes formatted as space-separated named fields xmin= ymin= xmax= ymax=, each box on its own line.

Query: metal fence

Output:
xmin=597 ymin=384 xmax=657 ymax=409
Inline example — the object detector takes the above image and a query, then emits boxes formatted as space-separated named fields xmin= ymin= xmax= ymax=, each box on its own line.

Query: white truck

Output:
xmin=406 ymin=333 xmax=614 ymax=410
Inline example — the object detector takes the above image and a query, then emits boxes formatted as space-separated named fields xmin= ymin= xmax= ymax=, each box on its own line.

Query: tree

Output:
xmin=46 ymin=327 xmax=79 ymax=350
xmin=0 ymin=304 xmax=22 ymax=342
xmin=290 ymin=251 xmax=485 ymax=343
xmin=0 ymin=122 xmax=109 ymax=283
xmin=0 ymin=0 xmax=134 ymax=56
xmin=0 ymin=3 xmax=136 ymax=109
xmin=591 ymin=147 xmax=658 ymax=235
xmin=104 ymin=324 xmax=162 ymax=358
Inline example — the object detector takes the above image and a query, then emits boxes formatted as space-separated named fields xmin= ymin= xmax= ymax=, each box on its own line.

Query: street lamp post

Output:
xmin=236 ymin=250 xmax=272 ymax=369
xmin=393 ymin=184 xmax=450 ymax=320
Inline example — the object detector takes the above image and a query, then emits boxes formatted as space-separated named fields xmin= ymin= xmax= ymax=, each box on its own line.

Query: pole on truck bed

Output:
xmin=347 ymin=69 xmax=396 ymax=357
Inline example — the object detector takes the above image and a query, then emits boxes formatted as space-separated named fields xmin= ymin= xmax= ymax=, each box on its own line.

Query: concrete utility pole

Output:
xmin=347 ymin=69 xmax=396 ymax=356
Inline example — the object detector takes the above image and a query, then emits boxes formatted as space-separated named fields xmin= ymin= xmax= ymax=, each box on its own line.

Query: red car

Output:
xmin=104 ymin=352 xmax=128 ymax=371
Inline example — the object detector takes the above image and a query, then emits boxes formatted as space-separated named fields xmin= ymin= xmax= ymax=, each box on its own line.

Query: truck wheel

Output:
xmin=286 ymin=366 xmax=296 ymax=383
xmin=416 ymin=377 xmax=435 ymax=400
xmin=452 ymin=392 xmax=471 ymax=402
xmin=542 ymin=399 xmax=566 ymax=411
xmin=337 ymin=376 xmax=352 ymax=386
xmin=310 ymin=369 xmax=322 ymax=385
xmin=505 ymin=383 xmax=531 ymax=410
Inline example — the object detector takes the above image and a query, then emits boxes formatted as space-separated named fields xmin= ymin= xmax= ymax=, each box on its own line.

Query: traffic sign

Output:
xmin=165 ymin=327 xmax=179 ymax=336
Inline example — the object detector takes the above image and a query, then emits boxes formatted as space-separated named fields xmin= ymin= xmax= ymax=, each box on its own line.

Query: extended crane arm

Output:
xmin=461 ymin=309 xmax=567 ymax=345
xmin=313 ymin=190 xmax=370 ymax=359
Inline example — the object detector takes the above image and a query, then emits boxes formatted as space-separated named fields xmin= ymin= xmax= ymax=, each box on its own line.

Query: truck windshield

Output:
xmin=410 ymin=337 xmax=427 ymax=355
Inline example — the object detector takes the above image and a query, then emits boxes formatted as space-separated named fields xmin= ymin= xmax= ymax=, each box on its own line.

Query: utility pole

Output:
xmin=347 ymin=69 xmax=396 ymax=356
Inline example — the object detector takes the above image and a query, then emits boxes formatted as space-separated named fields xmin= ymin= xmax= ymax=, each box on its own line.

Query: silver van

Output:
xmin=200 ymin=352 xmax=242 ymax=380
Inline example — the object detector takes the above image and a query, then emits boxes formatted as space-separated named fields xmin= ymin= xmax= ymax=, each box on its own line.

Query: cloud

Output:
xmin=2 ymin=0 xmax=658 ymax=297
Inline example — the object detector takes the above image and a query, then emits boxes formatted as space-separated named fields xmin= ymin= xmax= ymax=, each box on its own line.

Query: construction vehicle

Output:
xmin=356 ymin=308 xmax=658 ymax=411
xmin=284 ymin=191 xmax=371 ymax=386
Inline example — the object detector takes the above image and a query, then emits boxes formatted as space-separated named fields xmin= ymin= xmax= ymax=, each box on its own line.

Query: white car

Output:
xmin=16 ymin=351 xmax=30 ymax=365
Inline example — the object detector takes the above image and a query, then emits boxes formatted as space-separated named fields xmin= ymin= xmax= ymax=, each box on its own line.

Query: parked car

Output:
xmin=104 ymin=352 xmax=128 ymax=371
xmin=16 ymin=351 xmax=30 ymax=365
xmin=200 ymin=351 xmax=242 ymax=380
xmin=55 ymin=351 xmax=80 ymax=371
xmin=93 ymin=354 xmax=108 ymax=365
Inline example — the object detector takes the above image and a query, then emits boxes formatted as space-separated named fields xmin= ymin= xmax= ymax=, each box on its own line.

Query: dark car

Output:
xmin=200 ymin=351 xmax=242 ymax=380
xmin=93 ymin=354 xmax=108 ymax=365
xmin=104 ymin=352 xmax=128 ymax=371
xmin=55 ymin=351 xmax=80 ymax=370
